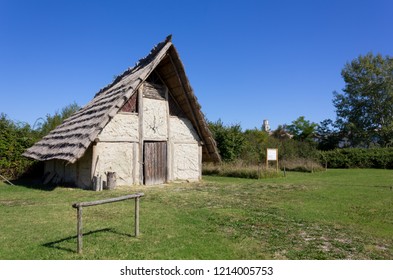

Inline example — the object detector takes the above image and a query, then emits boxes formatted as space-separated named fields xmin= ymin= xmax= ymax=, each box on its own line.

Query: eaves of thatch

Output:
xmin=23 ymin=35 xmax=220 ymax=164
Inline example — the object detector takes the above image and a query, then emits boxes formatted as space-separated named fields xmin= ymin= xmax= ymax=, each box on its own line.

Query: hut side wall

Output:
xmin=43 ymin=145 xmax=92 ymax=189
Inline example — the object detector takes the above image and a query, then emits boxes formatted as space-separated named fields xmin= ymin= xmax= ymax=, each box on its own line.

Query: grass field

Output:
xmin=0 ymin=169 xmax=392 ymax=260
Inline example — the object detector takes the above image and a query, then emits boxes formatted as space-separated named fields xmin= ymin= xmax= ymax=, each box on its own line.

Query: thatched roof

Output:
xmin=23 ymin=35 xmax=220 ymax=163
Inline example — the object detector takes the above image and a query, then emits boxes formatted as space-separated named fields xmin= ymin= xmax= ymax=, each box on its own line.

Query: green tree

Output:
xmin=333 ymin=53 xmax=393 ymax=147
xmin=241 ymin=128 xmax=269 ymax=163
xmin=286 ymin=116 xmax=317 ymax=143
xmin=271 ymin=124 xmax=291 ymax=140
xmin=316 ymin=119 xmax=340 ymax=150
xmin=208 ymin=119 xmax=245 ymax=162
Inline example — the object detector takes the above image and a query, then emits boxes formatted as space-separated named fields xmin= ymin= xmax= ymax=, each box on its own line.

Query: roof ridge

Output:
xmin=94 ymin=35 xmax=172 ymax=98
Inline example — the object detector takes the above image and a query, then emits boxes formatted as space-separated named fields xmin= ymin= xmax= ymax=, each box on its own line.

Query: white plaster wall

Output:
xmin=173 ymin=143 xmax=200 ymax=180
xmin=169 ymin=117 xmax=201 ymax=181
xmin=170 ymin=117 xmax=200 ymax=142
xmin=93 ymin=142 xmax=136 ymax=186
xmin=143 ymin=98 xmax=168 ymax=140
xmin=97 ymin=113 xmax=139 ymax=142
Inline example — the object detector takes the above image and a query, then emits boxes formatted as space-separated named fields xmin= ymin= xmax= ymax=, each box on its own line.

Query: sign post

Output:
xmin=266 ymin=148 xmax=279 ymax=172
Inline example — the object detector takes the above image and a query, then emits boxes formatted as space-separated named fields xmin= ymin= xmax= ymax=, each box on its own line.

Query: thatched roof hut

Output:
xmin=24 ymin=36 xmax=220 ymax=188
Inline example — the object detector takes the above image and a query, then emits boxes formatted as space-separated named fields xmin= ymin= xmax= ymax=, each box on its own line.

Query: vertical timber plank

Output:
xmin=91 ymin=142 xmax=98 ymax=186
xmin=162 ymin=142 xmax=167 ymax=183
xmin=138 ymin=86 xmax=144 ymax=184
xmin=132 ymin=143 xmax=137 ymax=184
xmin=165 ymin=87 xmax=172 ymax=182
xmin=198 ymin=144 xmax=202 ymax=180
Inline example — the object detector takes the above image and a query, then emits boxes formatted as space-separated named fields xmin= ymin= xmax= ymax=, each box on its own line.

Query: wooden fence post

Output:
xmin=106 ymin=172 xmax=116 ymax=190
xmin=135 ymin=196 xmax=140 ymax=237
xmin=77 ymin=206 xmax=83 ymax=254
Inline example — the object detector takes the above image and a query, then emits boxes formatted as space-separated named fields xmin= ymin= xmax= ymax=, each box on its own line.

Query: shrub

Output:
xmin=208 ymin=120 xmax=245 ymax=162
xmin=0 ymin=114 xmax=40 ymax=179
xmin=320 ymin=148 xmax=393 ymax=169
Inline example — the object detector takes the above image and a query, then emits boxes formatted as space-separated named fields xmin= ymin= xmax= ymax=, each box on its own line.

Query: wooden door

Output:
xmin=143 ymin=141 xmax=167 ymax=185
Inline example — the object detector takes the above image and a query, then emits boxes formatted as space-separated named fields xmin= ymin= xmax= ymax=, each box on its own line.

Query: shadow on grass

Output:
xmin=11 ymin=178 xmax=57 ymax=191
xmin=10 ymin=177 xmax=80 ymax=191
xmin=43 ymin=228 xmax=134 ymax=253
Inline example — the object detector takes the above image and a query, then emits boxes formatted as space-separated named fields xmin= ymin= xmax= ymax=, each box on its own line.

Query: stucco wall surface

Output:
xmin=170 ymin=117 xmax=200 ymax=142
xmin=143 ymin=98 xmax=168 ymax=140
xmin=173 ymin=143 xmax=200 ymax=180
xmin=93 ymin=142 xmax=136 ymax=186
xmin=98 ymin=113 xmax=139 ymax=142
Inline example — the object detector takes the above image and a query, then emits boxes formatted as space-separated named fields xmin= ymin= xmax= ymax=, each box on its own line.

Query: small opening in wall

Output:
xmin=121 ymin=92 xmax=138 ymax=113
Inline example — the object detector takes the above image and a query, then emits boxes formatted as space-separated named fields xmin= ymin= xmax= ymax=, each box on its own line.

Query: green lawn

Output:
xmin=0 ymin=169 xmax=392 ymax=259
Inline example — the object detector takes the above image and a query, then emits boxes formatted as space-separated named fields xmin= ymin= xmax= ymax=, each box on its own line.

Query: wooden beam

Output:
xmin=77 ymin=206 xmax=83 ymax=254
xmin=72 ymin=193 xmax=144 ymax=208
xmin=0 ymin=174 xmax=14 ymax=186
xmin=138 ymin=85 xmax=144 ymax=185
xmin=91 ymin=142 xmax=98 ymax=189
xmin=164 ymin=86 xmax=172 ymax=182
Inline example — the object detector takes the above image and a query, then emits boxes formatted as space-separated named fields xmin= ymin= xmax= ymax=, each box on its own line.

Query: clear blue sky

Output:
xmin=1 ymin=0 xmax=392 ymax=130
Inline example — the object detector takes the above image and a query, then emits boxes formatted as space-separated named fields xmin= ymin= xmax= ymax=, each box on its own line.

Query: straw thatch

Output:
xmin=23 ymin=35 xmax=220 ymax=163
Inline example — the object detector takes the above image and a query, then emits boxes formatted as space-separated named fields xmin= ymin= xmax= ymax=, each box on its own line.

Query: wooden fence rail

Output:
xmin=71 ymin=193 xmax=144 ymax=254
xmin=0 ymin=174 xmax=14 ymax=186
